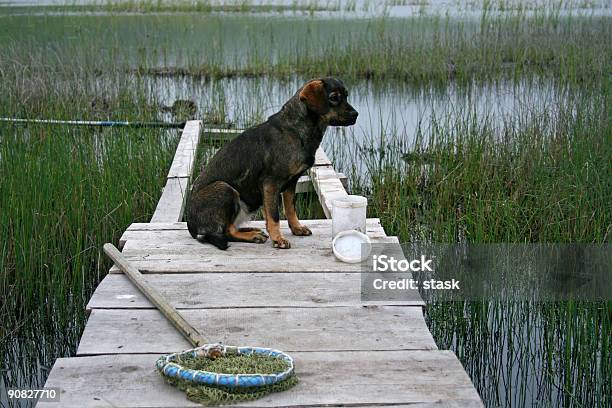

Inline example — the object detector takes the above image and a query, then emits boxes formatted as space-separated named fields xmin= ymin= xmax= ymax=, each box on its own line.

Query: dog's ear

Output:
xmin=299 ymin=80 xmax=327 ymax=114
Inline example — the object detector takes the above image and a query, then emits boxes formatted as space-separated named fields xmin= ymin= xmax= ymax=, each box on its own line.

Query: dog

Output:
xmin=186 ymin=77 xmax=358 ymax=250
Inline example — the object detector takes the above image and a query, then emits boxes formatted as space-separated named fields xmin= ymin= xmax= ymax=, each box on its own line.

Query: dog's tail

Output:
xmin=197 ymin=233 xmax=229 ymax=250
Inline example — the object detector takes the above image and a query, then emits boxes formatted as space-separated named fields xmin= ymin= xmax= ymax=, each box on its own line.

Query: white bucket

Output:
xmin=331 ymin=195 xmax=367 ymax=238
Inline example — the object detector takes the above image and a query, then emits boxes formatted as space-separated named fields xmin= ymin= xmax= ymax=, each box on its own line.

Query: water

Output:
xmin=144 ymin=75 xmax=574 ymax=180
xmin=2 ymin=0 xmax=611 ymax=18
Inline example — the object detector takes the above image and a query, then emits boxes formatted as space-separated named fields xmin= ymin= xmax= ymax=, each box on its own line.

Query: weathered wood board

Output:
xmin=166 ymin=120 xmax=200 ymax=178
xmin=149 ymin=177 xmax=190 ymax=223
xmin=314 ymin=147 xmax=332 ymax=166
xmin=296 ymin=172 xmax=347 ymax=193
xmin=119 ymin=222 xmax=387 ymax=248
xmin=120 ymin=236 xmax=395 ymax=255
xmin=119 ymin=219 xmax=385 ymax=247
xmin=307 ymin=165 xmax=349 ymax=218
xmin=77 ymin=306 xmax=437 ymax=355
xmin=38 ymin=351 xmax=483 ymax=408
xmin=110 ymin=219 xmax=398 ymax=273
xmin=150 ymin=120 xmax=201 ymax=223
xmin=87 ymin=272 xmax=424 ymax=310
xmin=301 ymin=147 xmax=348 ymax=217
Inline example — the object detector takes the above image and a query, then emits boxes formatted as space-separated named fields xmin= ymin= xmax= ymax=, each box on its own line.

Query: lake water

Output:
xmin=145 ymin=74 xmax=574 ymax=180
xmin=2 ymin=0 xmax=611 ymax=18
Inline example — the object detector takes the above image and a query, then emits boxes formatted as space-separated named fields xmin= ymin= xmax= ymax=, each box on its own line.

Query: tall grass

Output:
xmin=71 ymin=0 xmax=342 ymax=13
xmin=426 ymin=300 xmax=609 ymax=407
xmin=1 ymin=10 xmax=609 ymax=85
xmin=326 ymin=76 xmax=610 ymax=408
xmin=330 ymin=81 xmax=610 ymax=243
xmin=0 ymin=52 xmax=179 ymax=406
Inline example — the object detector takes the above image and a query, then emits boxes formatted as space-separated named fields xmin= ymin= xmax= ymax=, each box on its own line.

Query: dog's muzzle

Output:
xmin=332 ymin=109 xmax=358 ymax=126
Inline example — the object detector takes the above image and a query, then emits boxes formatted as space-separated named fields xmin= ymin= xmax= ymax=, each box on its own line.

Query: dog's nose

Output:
xmin=349 ymin=110 xmax=359 ymax=120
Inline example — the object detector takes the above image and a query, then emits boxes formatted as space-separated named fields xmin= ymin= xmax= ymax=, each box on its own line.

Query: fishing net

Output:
xmin=156 ymin=344 xmax=298 ymax=405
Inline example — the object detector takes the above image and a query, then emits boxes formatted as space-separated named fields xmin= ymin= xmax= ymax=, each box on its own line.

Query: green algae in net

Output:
xmin=156 ymin=344 xmax=298 ymax=406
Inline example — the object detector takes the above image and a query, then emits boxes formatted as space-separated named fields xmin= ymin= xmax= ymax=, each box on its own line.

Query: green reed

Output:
xmin=1 ymin=7 xmax=609 ymax=86
xmin=338 ymin=82 xmax=610 ymax=244
xmin=325 ymin=79 xmax=610 ymax=408
xmin=424 ymin=299 xmax=609 ymax=407
xmin=66 ymin=0 xmax=340 ymax=13
xmin=0 ymin=51 xmax=180 ymax=405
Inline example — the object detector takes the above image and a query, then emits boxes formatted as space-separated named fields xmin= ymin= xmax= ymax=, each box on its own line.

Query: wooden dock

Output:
xmin=39 ymin=121 xmax=483 ymax=407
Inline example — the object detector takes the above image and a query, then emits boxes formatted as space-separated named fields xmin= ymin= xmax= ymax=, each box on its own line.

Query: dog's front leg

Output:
xmin=282 ymin=182 xmax=312 ymax=237
xmin=263 ymin=181 xmax=291 ymax=249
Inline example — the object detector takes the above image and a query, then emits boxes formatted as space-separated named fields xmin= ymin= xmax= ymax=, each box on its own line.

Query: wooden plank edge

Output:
xmin=296 ymin=172 xmax=347 ymax=194
xmin=149 ymin=177 xmax=190 ymax=223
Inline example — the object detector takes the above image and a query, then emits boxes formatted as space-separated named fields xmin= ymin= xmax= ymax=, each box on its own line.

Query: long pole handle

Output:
xmin=103 ymin=243 xmax=207 ymax=348
xmin=0 ymin=117 xmax=185 ymax=128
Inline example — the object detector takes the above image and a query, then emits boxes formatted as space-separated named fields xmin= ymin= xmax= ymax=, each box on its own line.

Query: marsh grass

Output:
xmin=339 ymin=84 xmax=610 ymax=243
xmin=325 ymin=78 xmax=610 ymax=407
xmin=0 ymin=51 xmax=180 ymax=406
xmin=72 ymin=0 xmax=341 ymax=14
xmin=137 ymin=14 xmax=611 ymax=84
xmin=1 ymin=10 xmax=609 ymax=85
xmin=424 ymin=299 xmax=609 ymax=407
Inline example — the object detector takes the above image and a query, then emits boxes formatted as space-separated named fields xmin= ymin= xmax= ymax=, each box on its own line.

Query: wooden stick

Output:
xmin=103 ymin=243 xmax=207 ymax=347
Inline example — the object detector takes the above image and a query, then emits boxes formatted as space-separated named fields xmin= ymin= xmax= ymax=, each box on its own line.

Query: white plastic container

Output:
xmin=332 ymin=230 xmax=372 ymax=263
xmin=332 ymin=195 xmax=368 ymax=238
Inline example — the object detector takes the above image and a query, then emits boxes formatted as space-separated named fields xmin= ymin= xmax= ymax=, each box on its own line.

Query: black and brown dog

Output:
xmin=186 ymin=78 xmax=358 ymax=250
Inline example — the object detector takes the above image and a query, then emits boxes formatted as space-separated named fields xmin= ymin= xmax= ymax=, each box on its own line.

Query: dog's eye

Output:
xmin=329 ymin=94 xmax=340 ymax=103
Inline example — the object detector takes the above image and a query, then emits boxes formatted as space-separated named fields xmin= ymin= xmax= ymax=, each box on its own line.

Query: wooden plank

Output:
xmin=121 ymin=234 xmax=392 ymax=255
xmin=111 ymin=227 xmax=397 ymax=274
xmin=150 ymin=120 xmax=201 ymax=223
xmin=119 ymin=229 xmax=387 ymax=248
xmin=126 ymin=222 xmax=187 ymax=231
xmin=39 ymin=351 xmax=483 ymax=407
xmin=87 ymin=273 xmax=424 ymax=310
xmin=166 ymin=120 xmax=201 ymax=178
xmin=125 ymin=218 xmax=380 ymax=232
xmin=200 ymin=127 xmax=242 ymax=138
xmin=119 ymin=219 xmax=383 ymax=250
xmin=314 ymin=147 xmax=332 ymax=166
xmin=121 ymin=223 xmax=386 ymax=244
xmin=308 ymin=164 xmax=348 ymax=218
xmin=77 ymin=306 xmax=436 ymax=355
xmin=109 ymin=233 xmax=400 ymax=274
xmin=108 ymin=252 xmax=387 ymax=274
xmin=149 ymin=177 xmax=189 ymax=223
xmin=307 ymin=147 xmax=347 ymax=217
xmin=295 ymin=172 xmax=347 ymax=194
xmin=115 ymin=244 xmax=397 ymax=266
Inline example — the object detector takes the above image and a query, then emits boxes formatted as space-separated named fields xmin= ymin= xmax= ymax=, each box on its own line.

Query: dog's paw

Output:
xmin=272 ymin=237 xmax=291 ymax=249
xmin=252 ymin=232 xmax=269 ymax=244
xmin=290 ymin=224 xmax=312 ymax=236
